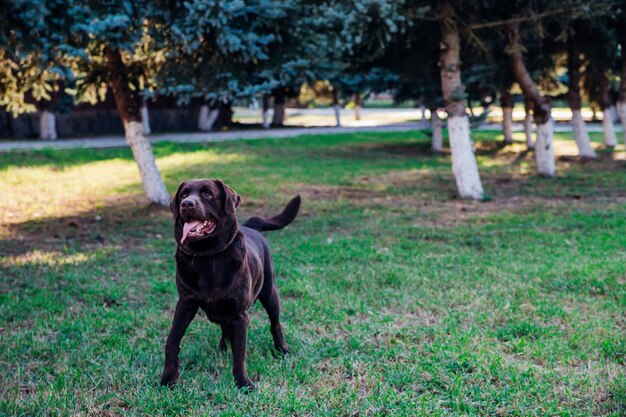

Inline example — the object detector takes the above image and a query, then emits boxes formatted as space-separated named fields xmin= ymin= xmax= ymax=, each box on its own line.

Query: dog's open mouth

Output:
xmin=181 ymin=219 xmax=217 ymax=244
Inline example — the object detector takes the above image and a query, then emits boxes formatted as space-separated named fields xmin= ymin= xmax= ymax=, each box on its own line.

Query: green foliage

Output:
xmin=0 ymin=0 xmax=76 ymax=114
xmin=1 ymin=0 xmax=623 ymax=113
xmin=159 ymin=0 xmax=299 ymax=101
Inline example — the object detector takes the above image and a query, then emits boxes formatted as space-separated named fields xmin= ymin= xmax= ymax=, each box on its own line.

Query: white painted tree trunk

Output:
xmin=198 ymin=105 xmax=219 ymax=131
xmin=198 ymin=105 xmax=209 ymax=131
xmin=618 ymin=101 xmax=626 ymax=144
xmin=205 ymin=109 xmax=219 ymax=131
xmin=262 ymin=110 xmax=271 ymax=128
xmin=418 ymin=105 xmax=427 ymax=127
xmin=535 ymin=118 xmax=556 ymax=177
xmin=571 ymin=109 xmax=596 ymax=159
xmin=124 ymin=120 xmax=170 ymax=206
xmin=447 ymin=116 xmax=484 ymax=199
xmin=602 ymin=108 xmax=618 ymax=147
xmin=39 ymin=110 xmax=57 ymax=140
xmin=431 ymin=110 xmax=443 ymax=153
xmin=502 ymin=107 xmax=514 ymax=144
xmin=141 ymin=103 xmax=151 ymax=135
xmin=354 ymin=105 xmax=361 ymax=121
xmin=333 ymin=105 xmax=341 ymax=127
xmin=610 ymin=105 xmax=618 ymax=123
xmin=439 ymin=6 xmax=484 ymax=200
xmin=272 ymin=103 xmax=286 ymax=125
xmin=524 ymin=112 xmax=534 ymax=149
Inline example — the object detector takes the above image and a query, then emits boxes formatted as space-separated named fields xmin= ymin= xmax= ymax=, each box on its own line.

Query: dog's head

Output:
xmin=170 ymin=179 xmax=241 ymax=250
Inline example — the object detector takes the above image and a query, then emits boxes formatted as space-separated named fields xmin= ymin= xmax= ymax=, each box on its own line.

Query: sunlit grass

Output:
xmin=0 ymin=250 xmax=95 ymax=268
xmin=0 ymin=149 xmax=249 ymax=230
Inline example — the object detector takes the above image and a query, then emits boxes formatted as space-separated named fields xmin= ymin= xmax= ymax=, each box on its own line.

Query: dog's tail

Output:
xmin=243 ymin=195 xmax=301 ymax=232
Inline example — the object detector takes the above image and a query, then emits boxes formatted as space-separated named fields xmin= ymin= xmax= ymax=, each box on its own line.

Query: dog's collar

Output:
xmin=177 ymin=229 xmax=241 ymax=257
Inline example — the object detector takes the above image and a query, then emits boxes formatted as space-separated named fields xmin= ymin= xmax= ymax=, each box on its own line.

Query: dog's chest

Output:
xmin=176 ymin=252 xmax=261 ymax=322
xmin=177 ymin=256 xmax=239 ymax=297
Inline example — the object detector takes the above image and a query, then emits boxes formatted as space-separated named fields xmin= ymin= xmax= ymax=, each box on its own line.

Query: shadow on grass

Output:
xmin=0 ymin=192 xmax=304 ymax=259
xmin=0 ymin=198 xmax=171 ymax=257
xmin=347 ymin=140 xmax=447 ymax=157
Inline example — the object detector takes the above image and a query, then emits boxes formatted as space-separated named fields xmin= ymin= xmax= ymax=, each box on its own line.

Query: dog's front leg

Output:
xmin=160 ymin=300 xmax=198 ymax=387
xmin=231 ymin=314 xmax=255 ymax=390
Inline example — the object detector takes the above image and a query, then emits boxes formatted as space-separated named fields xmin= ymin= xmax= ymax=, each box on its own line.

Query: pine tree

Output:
xmin=1 ymin=0 xmax=294 ymax=205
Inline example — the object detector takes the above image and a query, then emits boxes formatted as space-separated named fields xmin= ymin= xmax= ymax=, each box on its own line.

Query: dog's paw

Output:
xmin=235 ymin=378 xmax=256 ymax=392
xmin=160 ymin=367 xmax=180 ymax=387
xmin=273 ymin=345 xmax=291 ymax=356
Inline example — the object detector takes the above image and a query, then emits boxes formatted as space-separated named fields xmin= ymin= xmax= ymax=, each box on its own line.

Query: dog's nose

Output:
xmin=181 ymin=199 xmax=196 ymax=210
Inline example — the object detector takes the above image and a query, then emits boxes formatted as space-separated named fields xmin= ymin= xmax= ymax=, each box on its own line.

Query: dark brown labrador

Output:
xmin=160 ymin=179 xmax=301 ymax=390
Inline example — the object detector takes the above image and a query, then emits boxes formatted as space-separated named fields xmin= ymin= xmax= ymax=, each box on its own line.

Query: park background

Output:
xmin=1 ymin=0 xmax=625 ymax=416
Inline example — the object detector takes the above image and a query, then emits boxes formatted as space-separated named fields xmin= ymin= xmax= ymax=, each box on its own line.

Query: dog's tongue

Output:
xmin=181 ymin=220 xmax=203 ymax=245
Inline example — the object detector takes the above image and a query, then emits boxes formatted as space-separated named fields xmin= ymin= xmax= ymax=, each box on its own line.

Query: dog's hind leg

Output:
xmin=259 ymin=287 xmax=290 ymax=355
xmin=218 ymin=324 xmax=230 ymax=353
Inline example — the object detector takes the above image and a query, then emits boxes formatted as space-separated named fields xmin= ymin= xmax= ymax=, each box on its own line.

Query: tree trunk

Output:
xmin=590 ymin=103 xmax=599 ymax=122
xmin=141 ymin=101 xmax=151 ymax=135
xmin=508 ymin=23 xmax=555 ymax=176
xmin=272 ymin=103 xmax=285 ymax=126
xmin=199 ymin=100 xmax=220 ymax=131
xmin=523 ymin=94 xmax=535 ymax=149
xmin=4 ymin=111 xmax=14 ymax=138
xmin=618 ymin=29 xmax=626 ymax=144
xmin=567 ymin=42 xmax=596 ymax=159
xmin=602 ymin=108 xmax=618 ymax=147
xmin=105 ymin=46 xmax=169 ymax=206
xmin=272 ymin=88 xmax=286 ymax=126
xmin=39 ymin=109 xmax=57 ymax=140
xmin=618 ymin=102 xmax=626 ymax=142
xmin=354 ymin=94 xmax=362 ymax=121
xmin=501 ymin=87 xmax=514 ymax=144
xmin=466 ymin=98 xmax=475 ymax=117
xmin=439 ymin=3 xmax=484 ymax=200
xmin=37 ymin=87 xmax=61 ymax=140
xmin=430 ymin=108 xmax=444 ymax=153
xmin=332 ymin=88 xmax=341 ymax=127
xmin=333 ymin=105 xmax=341 ymax=126
xmin=502 ymin=108 xmax=513 ymax=144
xmin=262 ymin=93 xmax=271 ymax=128
xmin=535 ymin=119 xmax=556 ymax=176
xmin=418 ymin=103 xmax=427 ymax=127
xmin=198 ymin=104 xmax=209 ymax=131
xmin=216 ymin=97 xmax=233 ymax=129
xmin=205 ymin=108 xmax=220 ymax=131
xmin=571 ymin=110 xmax=596 ymax=158
xmin=598 ymin=71 xmax=617 ymax=143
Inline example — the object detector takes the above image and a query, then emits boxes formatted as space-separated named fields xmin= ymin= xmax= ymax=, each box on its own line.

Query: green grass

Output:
xmin=1 ymin=130 xmax=625 ymax=416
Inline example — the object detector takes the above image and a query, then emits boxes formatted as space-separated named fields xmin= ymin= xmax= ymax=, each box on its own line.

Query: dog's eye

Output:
xmin=180 ymin=192 xmax=189 ymax=199
xmin=203 ymin=191 xmax=214 ymax=199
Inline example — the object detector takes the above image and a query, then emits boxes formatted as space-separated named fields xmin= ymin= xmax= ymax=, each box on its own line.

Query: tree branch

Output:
xmin=469 ymin=4 xmax=610 ymax=31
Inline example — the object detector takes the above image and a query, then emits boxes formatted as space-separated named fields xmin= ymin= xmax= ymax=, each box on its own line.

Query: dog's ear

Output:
xmin=170 ymin=182 xmax=186 ymax=219
xmin=215 ymin=179 xmax=241 ymax=215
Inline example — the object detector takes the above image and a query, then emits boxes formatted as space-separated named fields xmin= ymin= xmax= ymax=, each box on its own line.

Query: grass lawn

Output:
xmin=1 ymin=130 xmax=624 ymax=416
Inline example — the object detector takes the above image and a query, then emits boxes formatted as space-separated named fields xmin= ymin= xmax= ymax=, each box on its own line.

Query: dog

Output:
xmin=160 ymin=179 xmax=300 ymax=390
